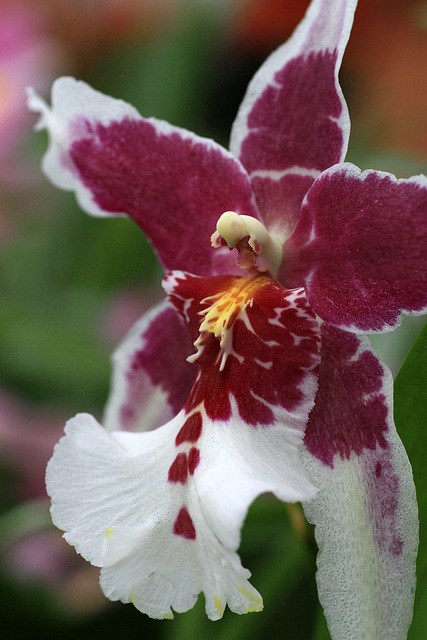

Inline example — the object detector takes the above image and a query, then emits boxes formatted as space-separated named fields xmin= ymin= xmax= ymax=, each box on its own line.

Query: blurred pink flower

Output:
xmin=4 ymin=528 xmax=105 ymax=614
xmin=0 ymin=1 xmax=64 ymax=179
xmin=0 ymin=1 xmax=66 ymax=247
xmin=0 ymin=389 xmax=64 ymax=499
xmin=102 ymin=287 xmax=163 ymax=346
xmin=0 ymin=389 xmax=104 ymax=614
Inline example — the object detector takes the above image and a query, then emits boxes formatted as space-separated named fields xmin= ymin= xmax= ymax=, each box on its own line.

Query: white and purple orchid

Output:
xmin=28 ymin=0 xmax=426 ymax=638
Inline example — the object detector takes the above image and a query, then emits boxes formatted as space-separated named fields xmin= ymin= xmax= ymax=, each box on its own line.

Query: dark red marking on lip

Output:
xmin=175 ymin=412 xmax=203 ymax=445
xmin=168 ymin=452 xmax=188 ymax=484
xmin=173 ymin=506 xmax=196 ymax=540
xmin=168 ymin=273 xmax=320 ymax=426
xmin=188 ymin=448 xmax=200 ymax=475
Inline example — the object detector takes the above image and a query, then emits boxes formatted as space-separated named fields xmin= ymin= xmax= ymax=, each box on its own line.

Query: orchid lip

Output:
xmin=192 ymin=275 xmax=271 ymax=371
xmin=211 ymin=211 xmax=283 ymax=278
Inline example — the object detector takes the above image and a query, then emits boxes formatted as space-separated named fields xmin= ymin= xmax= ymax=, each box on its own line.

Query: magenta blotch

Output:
xmin=119 ymin=304 xmax=195 ymax=431
xmin=283 ymin=166 xmax=427 ymax=331
xmin=168 ymin=453 xmax=188 ymax=484
xmin=188 ymin=448 xmax=200 ymax=475
xmin=69 ymin=117 xmax=258 ymax=277
xmin=304 ymin=324 xmax=388 ymax=467
xmin=173 ymin=506 xmax=196 ymax=540
xmin=175 ymin=412 xmax=203 ymax=445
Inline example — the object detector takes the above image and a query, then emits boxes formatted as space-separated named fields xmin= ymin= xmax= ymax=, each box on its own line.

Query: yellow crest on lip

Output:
xmin=199 ymin=276 xmax=269 ymax=346
xmin=194 ymin=276 xmax=270 ymax=370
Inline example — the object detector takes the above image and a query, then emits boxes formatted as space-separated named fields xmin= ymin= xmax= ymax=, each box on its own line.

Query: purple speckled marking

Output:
xmin=175 ymin=412 xmax=203 ymax=445
xmin=363 ymin=448 xmax=403 ymax=556
xmin=304 ymin=324 xmax=388 ymax=467
xmin=120 ymin=305 xmax=196 ymax=430
xmin=304 ymin=324 xmax=405 ymax=555
xmin=283 ymin=165 xmax=427 ymax=331
xmin=69 ymin=117 xmax=258 ymax=276
xmin=239 ymin=51 xmax=344 ymax=233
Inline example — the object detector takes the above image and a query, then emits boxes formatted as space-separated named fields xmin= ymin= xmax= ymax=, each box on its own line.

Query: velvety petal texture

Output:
xmin=283 ymin=164 xmax=427 ymax=332
xmin=230 ymin=0 xmax=356 ymax=240
xmin=104 ymin=301 xmax=196 ymax=433
xmin=302 ymin=325 xmax=418 ymax=640
xmin=27 ymin=79 xmax=260 ymax=276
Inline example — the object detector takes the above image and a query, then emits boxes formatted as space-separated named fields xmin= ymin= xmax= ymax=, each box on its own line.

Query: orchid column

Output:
xmin=28 ymin=0 xmax=426 ymax=638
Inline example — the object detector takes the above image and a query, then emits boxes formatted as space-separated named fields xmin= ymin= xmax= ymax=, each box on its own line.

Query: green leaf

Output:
xmin=311 ymin=607 xmax=332 ymax=640
xmin=89 ymin=1 xmax=222 ymax=135
xmin=394 ymin=323 xmax=427 ymax=639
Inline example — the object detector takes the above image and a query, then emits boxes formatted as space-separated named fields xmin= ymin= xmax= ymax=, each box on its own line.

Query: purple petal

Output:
xmin=230 ymin=0 xmax=356 ymax=238
xmin=28 ymin=78 xmax=260 ymax=276
xmin=302 ymin=324 xmax=418 ymax=639
xmin=104 ymin=301 xmax=196 ymax=433
xmin=283 ymin=163 xmax=427 ymax=332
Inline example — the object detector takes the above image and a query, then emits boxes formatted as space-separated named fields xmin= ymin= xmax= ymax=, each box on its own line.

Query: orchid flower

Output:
xmin=28 ymin=0 xmax=426 ymax=638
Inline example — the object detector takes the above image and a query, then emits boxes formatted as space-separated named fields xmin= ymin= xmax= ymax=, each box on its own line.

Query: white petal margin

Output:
xmin=27 ymin=79 xmax=140 ymax=213
xmin=301 ymin=338 xmax=418 ymax=640
xmin=103 ymin=300 xmax=195 ymax=433
xmin=47 ymin=405 xmax=317 ymax=620
xmin=26 ymin=77 xmax=259 ymax=221
xmin=229 ymin=0 xmax=356 ymax=160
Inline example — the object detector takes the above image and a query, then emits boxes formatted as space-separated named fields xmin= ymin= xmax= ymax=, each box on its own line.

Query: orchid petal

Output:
xmin=27 ymin=78 xmax=260 ymax=276
xmin=46 ymin=381 xmax=317 ymax=621
xmin=302 ymin=324 xmax=418 ymax=640
xmin=46 ymin=412 xmax=261 ymax=620
xmin=283 ymin=163 xmax=427 ymax=332
xmin=230 ymin=0 xmax=356 ymax=240
xmin=104 ymin=300 xmax=196 ymax=433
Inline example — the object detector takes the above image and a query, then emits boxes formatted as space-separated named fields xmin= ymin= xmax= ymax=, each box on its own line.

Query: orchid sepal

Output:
xmin=27 ymin=79 xmax=260 ymax=277
xmin=283 ymin=163 xmax=427 ymax=332
xmin=302 ymin=324 xmax=418 ymax=640
xmin=230 ymin=0 xmax=356 ymax=239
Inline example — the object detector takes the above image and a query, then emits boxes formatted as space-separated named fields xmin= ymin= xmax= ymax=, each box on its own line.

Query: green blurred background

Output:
xmin=0 ymin=0 xmax=426 ymax=638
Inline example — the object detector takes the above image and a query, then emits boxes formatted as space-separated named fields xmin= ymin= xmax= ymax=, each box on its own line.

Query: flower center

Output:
xmin=191 ymin=275 xmax=270 ymax=371
xmin=211 ymin=211 xmax=283 ymax=278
